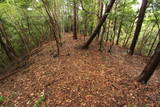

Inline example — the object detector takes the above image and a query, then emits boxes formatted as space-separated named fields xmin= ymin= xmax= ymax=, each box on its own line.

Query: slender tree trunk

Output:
xmin=139 ymin=24 xmax=156 ymax=55
xmin=20 ymin=22 xmax=32 ymax=51
xmin=26 ymin=15 xmax=32 ymax=38
xmin=97 ymin=0 xmax=104 ymax=40
xmin=138 ymin=24 xmax=150 ymax=53
xmin=116 ymin=0 xmax=125 ymax=45
xmin=116 ymin=20 xmax=122 ymax=45
xmin=123 ymin=23 xmax=134 ymax=47
xmin=112 ymin=17 xmax=117 ymax=44
xmin=148 ymin=30 xmax=159 ymax=56
xmin=16 ymin=22 xmax=31 ymax=55
xmin=14 ymin=24 xmax=30 ymax=55
xmin=106 ymin=19 xmax=111 ymax=42
xmin=82 ymin=0 xmax=116 ymax=49
xmin=42 ymin=0 xmax=61 ymax=56
xmin=84 ymin=14 xmax=88 ymax=40
xmin=0 ymin=23 xmax=17 ymax=56
xmin=123 ymin=16 xmax=137 ymax=47
xmin=73 ymin=0 xmax=78 ymax=39
xmin=0 ymin=36 xmax=13 ymax=61
xmin=129 ymin=0 xmax=148 ymax=55
xmin=0 ymin=24 xmax=18 ymax=61
xmin=108 ymin=12 xmax=117 ymax=53
xmin=137 ymin=42 xmax=160 ymax=84
xmin=99 ymin=23 xmax=106 ymax=52
xmin=123 ymin=32 xmax=128 ymax=47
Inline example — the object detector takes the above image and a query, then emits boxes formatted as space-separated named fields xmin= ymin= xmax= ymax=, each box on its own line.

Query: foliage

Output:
xmin=33 ymin=95 xmax=46 ymax=107
xmin=0 ymin=96 xmax=5 ymax=103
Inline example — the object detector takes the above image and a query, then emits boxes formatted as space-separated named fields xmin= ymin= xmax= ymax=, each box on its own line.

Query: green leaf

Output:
xmin=0 ymin=96 xmax=5 ymax=103
xmin=33 ymin=95 xmax=46 ymax=107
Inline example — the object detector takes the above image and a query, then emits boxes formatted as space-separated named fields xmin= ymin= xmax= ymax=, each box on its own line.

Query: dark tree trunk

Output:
xmin=137 ymin=42 xmax=160 ymax=84
xmin=0 ymin=36 xmax=13 ymax=61
xmin=73 ymin=0 xmax=78 ymax=40
xmin=82 ymin=0 xmax=116 ymax=49
xmin=116 ymin=20 xmax=122 ymax=45
xmin=129 ymin=0 xmax=148 ymax=55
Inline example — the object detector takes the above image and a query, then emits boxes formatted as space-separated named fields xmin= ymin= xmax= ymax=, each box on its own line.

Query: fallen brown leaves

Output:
xmin=0 ymin=33 xmax=160 ymax=107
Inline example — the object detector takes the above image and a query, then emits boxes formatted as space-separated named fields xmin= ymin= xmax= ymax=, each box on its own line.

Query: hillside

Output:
xmin=0 ymin=34 xmax=160 ymax=106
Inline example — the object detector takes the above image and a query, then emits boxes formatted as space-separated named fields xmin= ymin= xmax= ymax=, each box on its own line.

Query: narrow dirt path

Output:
xmin=0 ymin=33 xmax=160 ymax=106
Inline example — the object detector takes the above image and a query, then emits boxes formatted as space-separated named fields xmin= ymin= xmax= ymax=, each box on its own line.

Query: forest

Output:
xmin=0 ymin=0 xmax=160 ymax=106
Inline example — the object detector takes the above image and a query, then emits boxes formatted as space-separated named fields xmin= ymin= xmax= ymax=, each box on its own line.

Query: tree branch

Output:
xmin=79 ymin=0 xmax=99 ymax=17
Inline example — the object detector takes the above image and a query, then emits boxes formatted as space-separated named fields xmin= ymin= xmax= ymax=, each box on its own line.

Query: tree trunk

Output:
xmin=82 ymin=0 xmax=116 ymax=49
xmin=0 ymin=25 xmax=18 ymax=61
xmin=139 ymin=24 xmax=155 ymax=55
xmin=42 ymin=0 xmax=61 ymax=56
xmin=83 ymin=14 xmax=88 ymax=40
xmin=17 ymin=22 xmax=31 ymax=55
xmin=112 ymin=17 xmax=117 ymax=45
xmin=148 ymin=30 xmax=159 ymax=56
xmin=97 ymin=0 xmax=104 ymax=40
xmin=137 ymin=42 xmax=160 ymax=84
xmin=0 ymin=36 xmax=13 ymax=61
xmin=99 ymin=23 xmax=106 ymax=52
xmin=108 ymin=12 xmax=117 ymax=53
xmin=116 ymin=20 xmax=122 ymax=45
xmin=123 ymin=16 xmax=137 ymax=47
xmin=106 ymin=19 xmax=111 ymax=42
xmin=73 ymin=0 xmax=78 ymax=39
xmin=128 ymin=0 xmax=148 ymax=55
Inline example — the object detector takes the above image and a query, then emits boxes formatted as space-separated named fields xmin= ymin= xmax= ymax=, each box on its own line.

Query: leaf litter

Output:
xmin=0 ymin=33 xmax=160 ymax=107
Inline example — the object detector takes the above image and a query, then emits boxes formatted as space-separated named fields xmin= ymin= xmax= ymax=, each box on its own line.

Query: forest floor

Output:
xmin=0 ymin=33 xmax=160 ymax=107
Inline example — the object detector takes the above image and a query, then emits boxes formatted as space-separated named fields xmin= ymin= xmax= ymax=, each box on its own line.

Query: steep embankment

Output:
xmin=0 ymin=33 xmax=160 ymax=106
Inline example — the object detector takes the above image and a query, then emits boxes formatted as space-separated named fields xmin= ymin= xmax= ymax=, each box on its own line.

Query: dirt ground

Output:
xmin=0 ymin=33 xmax=160 ymax=107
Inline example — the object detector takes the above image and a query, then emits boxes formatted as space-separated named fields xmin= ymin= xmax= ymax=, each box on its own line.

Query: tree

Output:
xmin=73 ymin=0 xmax=78 ymax=39
xmin=148 ymin=30 xmax=159 ymax=56
xmin=41 ymin=0 xmax=62 ymax=56
xmin=82 ymin=0 xmax=116 ymax=49
xmin=116 ymin=20 xmax=122 ymax=45
xmin=129 ymin=0 xmax=148 ymax=55
xmin=0 ymin=21 xmax=18 ymax=61
xmin=137 ymin=42 xmax=160 ymax=84
xmin=79 ymin=0 xmax=98 ymax=39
